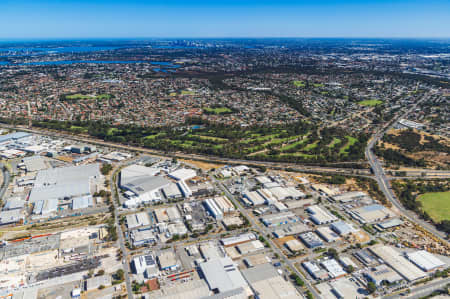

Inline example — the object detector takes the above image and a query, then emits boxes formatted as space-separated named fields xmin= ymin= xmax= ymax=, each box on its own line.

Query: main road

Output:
xmin=365 ymin=93 xmax=448 ymax=242
xmin=110 ymin=163 xmax=135 ymax=299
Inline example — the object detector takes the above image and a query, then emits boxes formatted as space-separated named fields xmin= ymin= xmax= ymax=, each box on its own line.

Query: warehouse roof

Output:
xmin=126 ymin=212 xmax=151 ymax=229
xmin=72 ymin=195 xmax=93 ymax=210
xmin=243 ymin=191 xmax=266 ymax=205
xmin=307 ymin=205 xmax=338 ymax=224
xmin=369 ymin=245 xmax=426 ymax=281
xmin=330 ymin=221 xmax=357 ymax=236
xmin=29 ymin=164 xmax=101 ymax=203
xmin=321 ymin=259 xmax=347 ymax=278
xmin=406 ymin=250 xmax=445 ymax=272
xmin=120 ymin=164 xmax=160 ymax=185
xmin=168 ymin=168 xmax=197 ymax=181
xmin=242 ymin=263 xmax=301 ymax=299
xmin=351 ymin=204 xmax=395 ymax=223
xmin=3 ymin=198 xmax=25 ymax=210
xmin=199 ymin=257 xmax=250 ymax=295
xmin=0 ymin=209 xmax=23 ymax=224
xmin=333 ymin=191 xmax=368 ymax=203
xmin=22 ymin=156 xmax=48 ymax=172
xmin=123 ymin=176 xmax=171 ymax=196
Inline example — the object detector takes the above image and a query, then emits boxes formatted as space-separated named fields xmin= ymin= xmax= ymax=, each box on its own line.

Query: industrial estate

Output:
xmin=0 ymin=38 xmax=448 ymax=299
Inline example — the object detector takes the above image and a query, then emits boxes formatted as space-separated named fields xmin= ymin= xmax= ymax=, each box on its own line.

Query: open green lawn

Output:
xmin=66 ymin=93 xmax=111 ymax=100
xmin=302 ymin=141 xmax=319 ymax=151
xmin=143 ymin=132 xmax=166 ymax=140
xmin=188 ymin=134 xmax=228 ymax=143
xmin=280 ymin=137 xmax=309 ymax=152
xmin=313 ymin=83 xmax=324 ymax=88
xmin=181 ymin=90 xmax=196 ymax=95
xmin=418 ymin=191 xmax=450 ymax=222
xmin=293 ymin=81 xmax=305 ymax=87
xmin=203 ymin=107 xmax=232 ymax=114
xmin=107 ymin=128 xmax=119 ymax=136
xmin=358 ymin=99 xmax=383 ymax=106
xmin=328 ymin=137 xmax=342 ymax=148
xmin=69 ymin=125 xmax=88 ymax=132
xmin=339 ymin=136 xmax=358 ymax=155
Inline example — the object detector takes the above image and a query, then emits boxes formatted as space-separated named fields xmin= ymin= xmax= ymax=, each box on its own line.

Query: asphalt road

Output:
xmin=383 ymin=277 xmax=450 ymax=299
xmin=0 ymin=162 xmax=10 ymax=201
xmin=110 ymin=164 xmax=134 ymax=299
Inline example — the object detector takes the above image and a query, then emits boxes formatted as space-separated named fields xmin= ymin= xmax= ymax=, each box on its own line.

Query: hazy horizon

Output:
xmin=0 ymin=0 xmax=449 ymax=39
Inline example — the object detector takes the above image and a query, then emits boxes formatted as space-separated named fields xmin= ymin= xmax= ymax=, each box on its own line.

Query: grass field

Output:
xmin=418 ymin=191 xmax=450 ymax=222
xmin=293 ymin=80 xmax=305 ymax=87
xmin=358 ymin=99 xmax=383 ymax=106
xmin=328 ymin=137 xmax=342 ymax=148
xmin=339 ymin=136 xmax=358 ymax=155
xmin=66 ymin=93 xmax=111 ymax=100
xmin=203 ymin=107 xmax=232 ymax=114
xmin=181 ymin=90 xmax=196 ymax=95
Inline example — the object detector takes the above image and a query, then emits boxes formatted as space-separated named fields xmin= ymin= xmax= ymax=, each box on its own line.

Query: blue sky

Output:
xmin=0 ymin=0 xmax=449 ymax=38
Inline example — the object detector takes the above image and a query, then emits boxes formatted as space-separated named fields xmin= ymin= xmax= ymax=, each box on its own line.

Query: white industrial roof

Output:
xmin=307 ymin=205 xmax=338 ymax=224
xmin=123 ymin=175 xmax=171 ymax=196
xmin=28 ymin=164 xmax=101 ymax=203
xmin=126 ymin=212 xmax=151 ymax=229
xmin=242 ymin=264 xmax=301 ymax=299
xmin=321 ymin=259 xmax=347 ymax=278
xmin=243 ymin=191 xmax=265 ymax=205
xmin=330 ymin=221 xmax=357 ymax=236
xmin=199 ymin=257 xmax=250 ymax=294
xmin=120 ymin=164 xmax=160 ymax=185
xmin=72 ymin=195 xmax=93 ymax=210
xmin=406 ymin=250 xmax=445 ymax=272
xmin=369 ymin=245 xmax=426 ymax=281
xmin=169 ymin=168 xmax=197 ymax=181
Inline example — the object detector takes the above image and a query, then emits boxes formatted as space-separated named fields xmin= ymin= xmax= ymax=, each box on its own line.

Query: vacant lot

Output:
xmin=418 ymin=191 xmax=450 ymax=222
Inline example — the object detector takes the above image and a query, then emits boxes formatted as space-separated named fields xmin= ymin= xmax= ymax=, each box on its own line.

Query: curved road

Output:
xmin=365 ymin=93 xmax=448 ymax=242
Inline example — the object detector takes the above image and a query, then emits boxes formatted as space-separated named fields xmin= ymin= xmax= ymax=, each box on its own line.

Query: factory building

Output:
xmin=242 ymin=263 xmax=302 ymax=299
xmin=243 ymin=191 xmax=266 ymax=206
xmin=369 ymin=245 xmax=426 ymax=282
xmin=0 ymin=209 xmax=24 ymax=225
xmin=126 ymin=212 xmax=151 ymax=230
xmin=299 ymin=232 xmax=324 ymax=248
xmin=199 ymin=257 xmax=252 ymax=296
xmin=204 ymin=198 xmax=224 ymax=220
xmin=33 ymin=198 xmax=58 ymax=215
xmin=330 ymin=221 xmax=357 ymax=236
xmin=316 ymin=226 xmax=340 ymax=242
xmin=332 ymin=191 xmax=368 ymax=203
xmin=260 ymin=212 xmax=300 ymax=227
xmin=28 ymin=164 xmax=102 ymax=203
xmin=121 ymin=176 xmax=171 ymax=207
xmin=132 ymin=254 xmax=158 ymax=275
xmin=157 ymin=250 xmax=179 ymax=271
xmin=161 ymin=183 xmax=183 ymax=200
xmin=306 ymin=205 xmax=338 ymax=225
xmin=168 ymin=168 xmax=197 ymax=181
xmin=350 ymin=204 xmax=395 ymax=224
xmin=130 ymin=229 xmax=157 ymax=247
xmin=321 ymin=259 xmax=347 ymax=279
xmin=364 ymin=264 xmax=403 ymax=286
xmin=406 ymin=250 xmax=445 ymax=272
xmin=221 ymin=233 xmax=256 ymax=247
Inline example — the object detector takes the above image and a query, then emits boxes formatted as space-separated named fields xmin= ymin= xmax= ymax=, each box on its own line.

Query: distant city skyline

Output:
xmin=0 ymin=0 xmax=449 ymax=39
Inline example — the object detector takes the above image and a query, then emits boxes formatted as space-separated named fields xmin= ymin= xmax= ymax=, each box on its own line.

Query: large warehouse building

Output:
xmin=28 ymin=164 xmax=102 ymax=203
xmin=242 ymin=263 xmax=302 ymax=299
